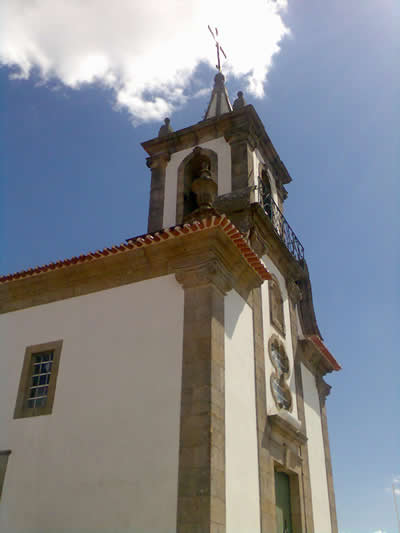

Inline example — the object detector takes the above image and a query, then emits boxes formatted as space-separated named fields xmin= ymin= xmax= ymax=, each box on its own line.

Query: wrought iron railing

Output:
xmin=258 ymin=180 xmax=305 ymax=264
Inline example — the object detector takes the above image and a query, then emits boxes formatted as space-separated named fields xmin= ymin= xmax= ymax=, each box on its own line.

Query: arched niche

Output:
xmin=176 ymin=147 xmax=218 ymax=224
xmin=269 ymin=274 xmax=286 ymax=337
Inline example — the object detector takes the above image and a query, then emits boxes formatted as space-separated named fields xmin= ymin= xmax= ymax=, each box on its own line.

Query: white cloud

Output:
xmin=373 ymin=530 xmax=387 ymax=533
xmin=393 ymin=475 xmax=400 ymax=484
xmin=0 ymin=0 xmax=289 ymax=122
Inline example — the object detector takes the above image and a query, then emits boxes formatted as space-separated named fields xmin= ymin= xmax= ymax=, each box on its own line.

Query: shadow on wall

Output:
xmin=224 ymin=290 xmax=247 ymax=340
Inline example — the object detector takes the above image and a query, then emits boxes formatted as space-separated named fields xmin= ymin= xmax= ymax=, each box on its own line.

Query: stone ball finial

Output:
xmin=158 ymin=117 xmax=173 ymax=137
xmin=233 ymin=90 xmax=246 ymax=111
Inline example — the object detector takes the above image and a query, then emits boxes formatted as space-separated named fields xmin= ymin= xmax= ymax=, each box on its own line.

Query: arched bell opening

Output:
xmin=176 ymin=147 xmax=218 ymax=224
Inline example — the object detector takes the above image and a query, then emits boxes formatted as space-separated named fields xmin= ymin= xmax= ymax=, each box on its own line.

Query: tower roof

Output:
xmin=203 ymin=72 xmax=232 ymax=120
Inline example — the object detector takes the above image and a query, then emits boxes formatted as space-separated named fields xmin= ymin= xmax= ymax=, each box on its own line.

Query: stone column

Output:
xmin=317 ymin=378 xmax=339 ymax=533
xmin=175 ymin=259 xmax=232 ymax=533
xmin=146 ymin=152 xmax=170 ymax=233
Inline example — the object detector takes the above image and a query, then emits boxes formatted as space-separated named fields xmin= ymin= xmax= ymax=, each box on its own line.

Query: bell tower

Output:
xmin=142 ymin=71 xmax=340 ymax=533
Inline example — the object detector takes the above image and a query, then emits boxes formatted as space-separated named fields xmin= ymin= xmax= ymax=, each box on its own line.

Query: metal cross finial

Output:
xmin=208 ymin=26 xmax=227 ymax=72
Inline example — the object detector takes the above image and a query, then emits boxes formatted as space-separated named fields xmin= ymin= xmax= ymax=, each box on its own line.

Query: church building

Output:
xmin=0 ymin=70 xmax=340 ymax=533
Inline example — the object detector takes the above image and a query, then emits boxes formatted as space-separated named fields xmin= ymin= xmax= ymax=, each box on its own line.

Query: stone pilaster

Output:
xmin=225 ymin=130 xmax=257 ymax=193
xmin=252 ymin=287 xmax=275 ymax=533
xmin=146 ymin=152 xmax=170 ymax=233
xmin=175 ymin=259 xmax=231 ymax=533
xmin=293 ymin=353 xmax=315 ymax=533
xmin=317 ymin=378 xmax=339 ymax=533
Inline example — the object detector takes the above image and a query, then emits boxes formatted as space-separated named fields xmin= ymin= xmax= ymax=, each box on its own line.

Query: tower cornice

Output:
xmin=142 ymin=106 xmax=292 ymax=185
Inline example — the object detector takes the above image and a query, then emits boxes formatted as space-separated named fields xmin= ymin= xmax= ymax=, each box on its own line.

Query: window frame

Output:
xmin=14 ymin=340 xmax=63 ymax=419
xmin=0 ymin=450 xmax=11 ymax=500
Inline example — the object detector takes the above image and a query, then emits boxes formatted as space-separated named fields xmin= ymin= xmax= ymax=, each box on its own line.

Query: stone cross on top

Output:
xmin=208 ymin=26 xmax=227 ymax=72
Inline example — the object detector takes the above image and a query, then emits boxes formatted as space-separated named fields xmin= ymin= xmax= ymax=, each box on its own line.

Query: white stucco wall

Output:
xmin=0 ymin=275 xmax=184 ymax=533
xmin=163 ymin=136 xmax=232 ymax=228
xmin=261 ymin=255 xmax=299 ymax=421
xmin=225 ymin=290 xmax=260 ymax=533
xmin=301 ymin=364 xmax=332 ymax=533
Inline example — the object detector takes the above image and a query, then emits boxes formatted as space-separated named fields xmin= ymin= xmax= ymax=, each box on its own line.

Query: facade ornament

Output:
xmin=287 ymin=279 xmax=302 ymax=304
xmin=175 ymin=258 xmax=234 ymax=295
xmin=158 ymin=117 xmax=173 ymax=137
xmin=191 ymin=160 xmax=218 ymax=209
xmin=233 ymin=90 xmax=246 ymax=111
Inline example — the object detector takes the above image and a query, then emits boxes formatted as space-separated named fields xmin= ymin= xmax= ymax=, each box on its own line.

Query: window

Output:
xmin=269 ymin=336 xmax=292 ymax=411
xmin=0 ymin=450 xmax=11 ymax=500
xmin=14 ymin=340 xmax=63 ymax=419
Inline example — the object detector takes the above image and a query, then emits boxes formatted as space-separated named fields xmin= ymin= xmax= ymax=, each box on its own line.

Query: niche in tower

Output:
xmin=176 ymin=147 xmax=218 ymax=224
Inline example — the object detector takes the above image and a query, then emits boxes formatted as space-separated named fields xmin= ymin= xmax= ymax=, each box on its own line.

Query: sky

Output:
xmin=0 ymin=1 xmax=399 ymax=531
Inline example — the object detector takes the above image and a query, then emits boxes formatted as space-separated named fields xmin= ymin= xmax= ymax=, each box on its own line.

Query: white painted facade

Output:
xmin=163 ymin=136 xmax=232 ymax=228
xmin=0 ymin=275 xmax=184 ymax=533
xmin=261 ymin=254 xmax=299 ymax=422
xmin=301 ymin=363 xmax=332 ymax=533
xmin=225 ymin=290 xmax=261 ymax=533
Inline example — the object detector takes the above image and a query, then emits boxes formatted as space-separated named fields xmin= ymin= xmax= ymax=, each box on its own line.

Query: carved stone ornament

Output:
xmin=191 ymin=160 xmax=218 ymax=209
xmin=268 ymin=335 xmax=292 ymax=412
xmin=232 ymin=90 xmax=246 ymax=111
xmin=287 ymin=279 xmax=302 ymax=304
xmin=158 ymin=117 xmax=173 ymax=137
xmin=175 ymin=258 xmax=234 ymax=295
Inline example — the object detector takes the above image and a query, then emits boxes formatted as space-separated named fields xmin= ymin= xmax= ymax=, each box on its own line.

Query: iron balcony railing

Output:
xmin=258 ymin=180 xmax=305 ymax=264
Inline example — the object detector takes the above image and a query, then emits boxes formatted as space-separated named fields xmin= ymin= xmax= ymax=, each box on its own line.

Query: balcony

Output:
xmin=258 ymin=180 xmax=305 ymax=264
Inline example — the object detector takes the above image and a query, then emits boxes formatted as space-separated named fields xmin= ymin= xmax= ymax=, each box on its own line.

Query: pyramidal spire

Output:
xmin=203 ymin=71 xmax=233 ymax=120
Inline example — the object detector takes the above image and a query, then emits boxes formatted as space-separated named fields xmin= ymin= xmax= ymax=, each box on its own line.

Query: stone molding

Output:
xmin=224 ymin=126 xmax=258 ymax=152
xmin=146 ymin=152 xmax=171 ymax=169
xmin=316 ymin=376 xmax=332 ymax=407
xmin=300 ymin=339 xmax=335 ymax=377
xmin=141 ymin=105 xmax=292 ymax=186
xmin=0 ymin=225 xmax=265 ymax=315
xmin=175 ymin=257 xmax=233 ymax=295
xmin=268 ymin=412 xmax=307 ymax=447
xmin=287 ymin=279 xmax=302 ymax=305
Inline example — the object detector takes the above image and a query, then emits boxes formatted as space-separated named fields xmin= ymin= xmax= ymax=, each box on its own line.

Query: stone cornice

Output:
xmin=146 ymin=152 xmax=170 ymax=169
xmin=141 ymin=106 xmax=292 ymax=185
xmin=268 ymin=412 xmax=308 ymax=446
xmin=299 ymin=338 xmax=337 ymax=377
xmin=0 ymin=220 xmax=266 ymax=314
xmin=175 ymin=257 xmax=234 ymax=295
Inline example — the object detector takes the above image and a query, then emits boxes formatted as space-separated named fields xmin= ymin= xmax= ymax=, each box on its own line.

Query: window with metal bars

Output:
xmin=14 ymin=340 xmax=62 ymax=419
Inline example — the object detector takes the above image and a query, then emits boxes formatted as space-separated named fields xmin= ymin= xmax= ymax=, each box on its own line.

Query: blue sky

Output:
xmin=1 ymin=1 xmax=399 ymax=531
